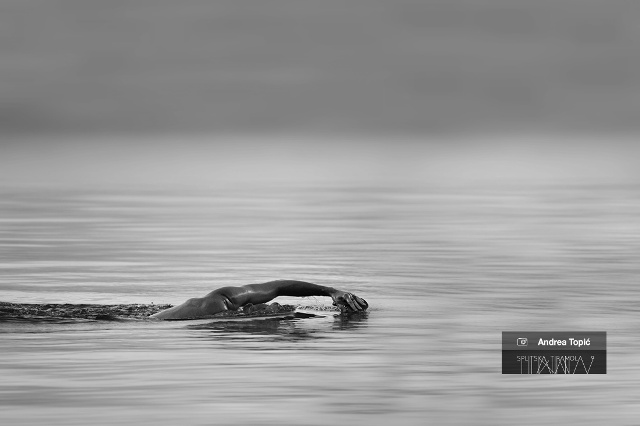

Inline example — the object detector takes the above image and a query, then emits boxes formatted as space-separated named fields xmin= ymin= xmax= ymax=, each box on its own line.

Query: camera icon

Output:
xmin=517 ymin=338 xmax=528 ymax=346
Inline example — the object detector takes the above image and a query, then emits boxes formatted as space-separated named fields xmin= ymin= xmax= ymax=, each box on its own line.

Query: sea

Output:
xmin=1 ymin=181 xmax=639 ymax=425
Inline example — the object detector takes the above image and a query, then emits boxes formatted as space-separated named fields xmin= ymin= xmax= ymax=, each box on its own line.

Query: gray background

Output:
xmin=2 ymin=0 xmax=640 ymax=187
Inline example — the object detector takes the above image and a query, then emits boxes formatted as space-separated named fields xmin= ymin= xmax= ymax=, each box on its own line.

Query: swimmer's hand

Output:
xmin=330 ymin=290 xmax=368 ymax=313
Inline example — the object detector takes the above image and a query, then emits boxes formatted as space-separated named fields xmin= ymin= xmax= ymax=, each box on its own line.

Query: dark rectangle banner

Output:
xmin=502 ymin=332 xmax=606 ymax=374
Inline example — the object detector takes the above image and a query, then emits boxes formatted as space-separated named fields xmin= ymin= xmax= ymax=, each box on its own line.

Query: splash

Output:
xmin=0 ymin=301 xmax=311 ymax=321
xmin=0 ymin=301 xmax=172 ymax=320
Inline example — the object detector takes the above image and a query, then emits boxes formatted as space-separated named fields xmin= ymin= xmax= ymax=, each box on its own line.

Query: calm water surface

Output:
xmin=1 ymin=183 xmax=640 ymax=425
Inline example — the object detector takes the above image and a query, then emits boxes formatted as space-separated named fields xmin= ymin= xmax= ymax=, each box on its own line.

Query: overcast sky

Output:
xmin=1 ymin=1 xmax=639 ymax=186
xmin=2 ymin=0 xmax=640 ymax=136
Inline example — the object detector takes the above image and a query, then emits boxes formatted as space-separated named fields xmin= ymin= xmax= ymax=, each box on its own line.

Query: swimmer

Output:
xmin=150 ymin=279 xmax=368 ymax=320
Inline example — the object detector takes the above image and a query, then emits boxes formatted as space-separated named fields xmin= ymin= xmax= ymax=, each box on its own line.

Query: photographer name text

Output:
xmin=537 ymin=338 xmax=591 ymax=347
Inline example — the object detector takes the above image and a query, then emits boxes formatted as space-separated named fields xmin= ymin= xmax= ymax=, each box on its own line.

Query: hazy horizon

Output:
xmin=2 ymin=134 xmax=639 ymax=187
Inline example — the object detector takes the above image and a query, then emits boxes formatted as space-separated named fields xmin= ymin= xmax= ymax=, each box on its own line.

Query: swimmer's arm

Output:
xmin=245 ymin=280 xmax=336 ymax=299
xmin=237 ymin=280 xmax=368 ymax=312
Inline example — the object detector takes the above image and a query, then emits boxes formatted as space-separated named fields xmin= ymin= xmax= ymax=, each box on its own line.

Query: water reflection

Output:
xmin=186 ymin=311 xmax=369 ymax=342
xmin=332 ymin=311 xmax=369 ymax=331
